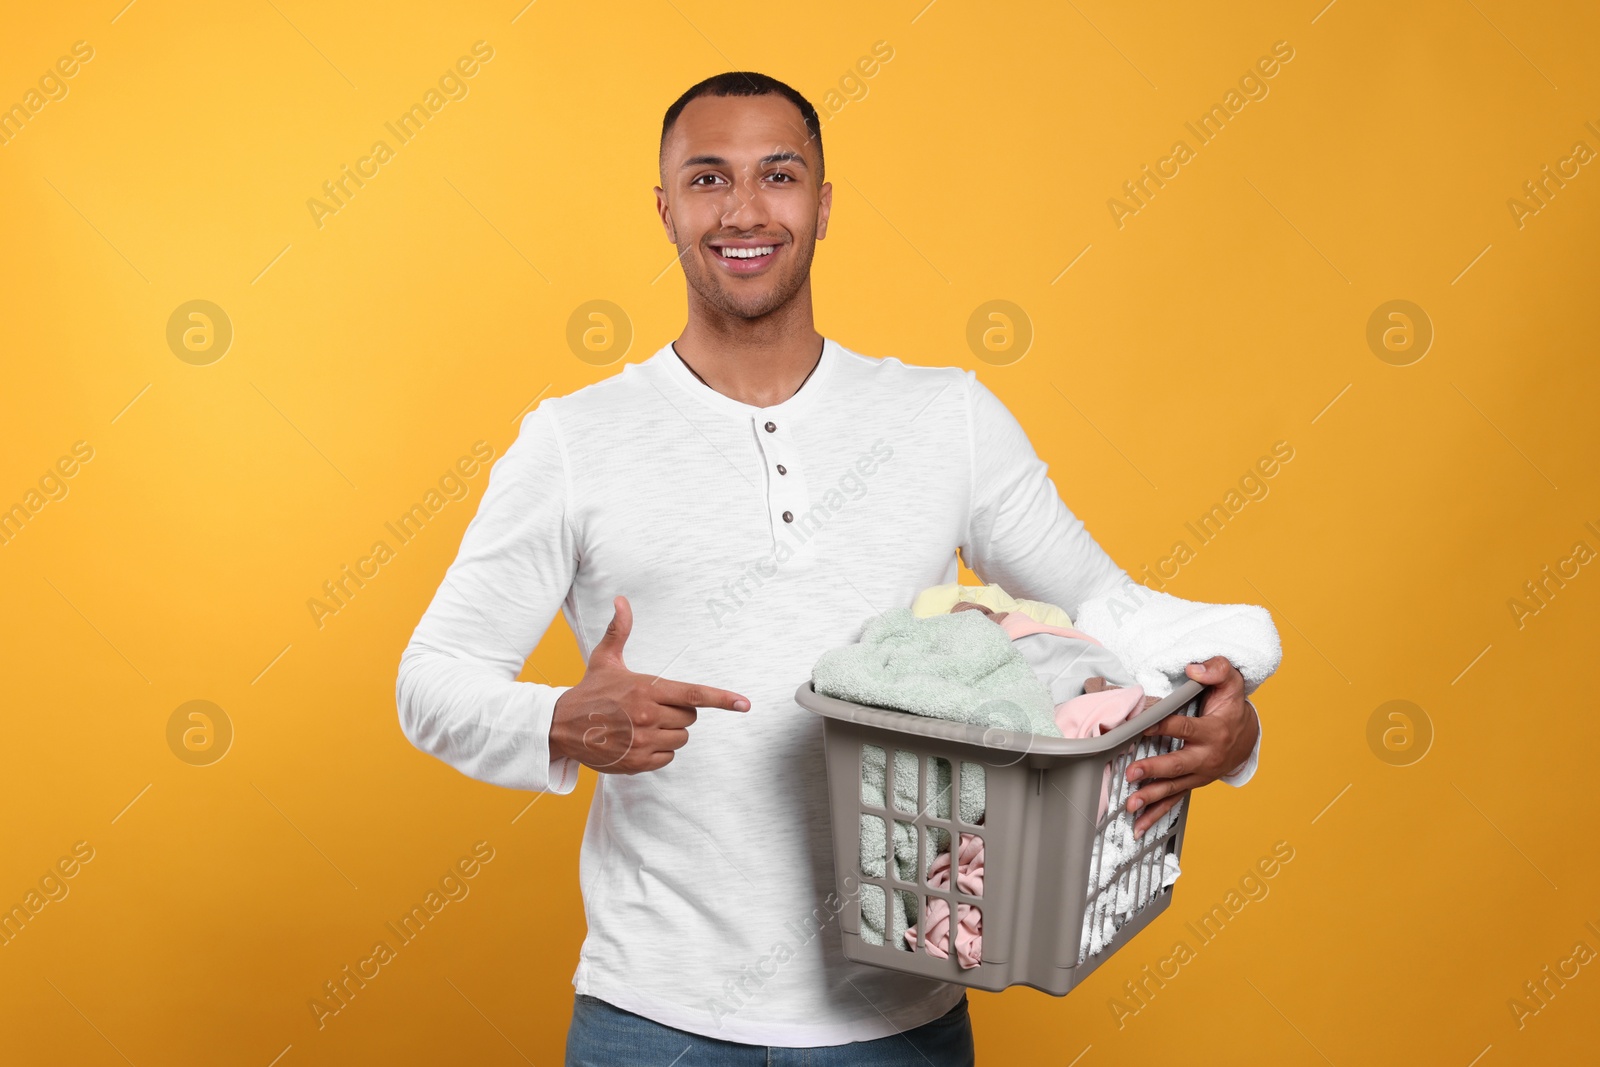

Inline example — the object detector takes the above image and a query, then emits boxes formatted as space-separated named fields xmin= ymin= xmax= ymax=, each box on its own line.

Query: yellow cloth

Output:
xmin=909 ymin=581 xmax=1074 ymax=629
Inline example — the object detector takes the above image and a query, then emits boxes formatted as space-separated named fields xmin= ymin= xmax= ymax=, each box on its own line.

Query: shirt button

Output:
xmin=782 ymin=511 xmax=793 ymax=523
xmin=764 ymin=421 xmax=777 ymax=433
xmin=776 ymin=464 xmax=787 ymax=475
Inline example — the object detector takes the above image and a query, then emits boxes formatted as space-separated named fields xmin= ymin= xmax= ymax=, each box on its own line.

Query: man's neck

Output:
xmin=673 ymin=287 xmax=825 ymax=408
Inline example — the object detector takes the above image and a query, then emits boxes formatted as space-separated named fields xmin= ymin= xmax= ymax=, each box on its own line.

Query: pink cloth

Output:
xmin=905 ymin=831 xmax=985 ymax=967
xmin=1056 ymin=686 xmax=1149 ymax=821
xmin=995 ymin=612 xmax=1103 ymax=645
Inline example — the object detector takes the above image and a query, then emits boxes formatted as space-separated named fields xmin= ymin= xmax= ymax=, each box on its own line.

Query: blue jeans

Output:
xmin=564 ymin=992 xmax=975 ymax=1066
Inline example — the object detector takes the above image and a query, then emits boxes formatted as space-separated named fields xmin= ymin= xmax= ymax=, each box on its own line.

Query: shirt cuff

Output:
xmin=1218 ymin=699 xmax=1260 ymax=787
xmin=542 ymin=685 xmax=581 ymax=795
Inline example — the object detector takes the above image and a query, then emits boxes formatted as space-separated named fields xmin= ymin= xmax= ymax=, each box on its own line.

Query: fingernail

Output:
xmin=734 ymin=699 xmax=750 ymax=711
xmin=1129 ymin=797 xmax=1143 ymax=812
xmin=1128 ymin=767 xmax=1143 ymax=781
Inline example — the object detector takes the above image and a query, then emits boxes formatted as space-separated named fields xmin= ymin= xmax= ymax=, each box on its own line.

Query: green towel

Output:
xmin=813 ymin=608 xmax=1063 ymax=947
xmin=813 ymin=608 xmax=1060 ymax=732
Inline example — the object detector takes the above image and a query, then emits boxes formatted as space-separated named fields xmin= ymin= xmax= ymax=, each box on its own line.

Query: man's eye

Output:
xmin=767 ymin=172 xmax=795 ymax=182
xmin=691 ymin=174 xmax=724 ymax=186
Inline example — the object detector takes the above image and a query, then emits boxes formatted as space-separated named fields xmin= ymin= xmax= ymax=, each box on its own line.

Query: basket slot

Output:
xmin=893 ymin=821 xmax=919 ymax=886
xmin=926 ymin=756 xmax=952 ymax=821
xmin=893 ymin=889 xmax=918 ymax=951
xmin=861 ymin=743 xmax=886 ymax=808
xmin=923 ymin=824 xmax=952 ymax=884
xmin=954 ymin=759 xmax=987 ymax=829
xmin=859 ymin=813 xmax=886 ymax=877
xmin=859 ymin=883 xmax=886 ymax=945
xmin=910 ymin=892 xmax=983 ymax=967
xmin=890 ymin=744 xmax=918 ymax=815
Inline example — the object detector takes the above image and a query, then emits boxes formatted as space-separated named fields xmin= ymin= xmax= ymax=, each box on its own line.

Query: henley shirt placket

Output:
xmin=754 ymin=416 xmax=811 ymax=544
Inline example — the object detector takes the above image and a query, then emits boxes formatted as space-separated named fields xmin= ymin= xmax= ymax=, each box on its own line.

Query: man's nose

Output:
xmin=719 ymin=169 xmax=769 ymax=231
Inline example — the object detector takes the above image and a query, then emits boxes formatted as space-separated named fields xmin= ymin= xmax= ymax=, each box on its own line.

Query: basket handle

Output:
xmin=795 ymin=677 xmax=1211 ymax=758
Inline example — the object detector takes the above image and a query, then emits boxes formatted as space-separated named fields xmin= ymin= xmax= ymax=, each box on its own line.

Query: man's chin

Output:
xmin=700 ymin=280 xmax=795 ymax=321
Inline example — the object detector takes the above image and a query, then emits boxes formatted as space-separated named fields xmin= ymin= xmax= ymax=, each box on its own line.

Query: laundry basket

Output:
xmin=794 ymin=677 xmax=1208 ymax=996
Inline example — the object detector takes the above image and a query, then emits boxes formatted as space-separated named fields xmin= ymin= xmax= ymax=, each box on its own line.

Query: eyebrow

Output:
xmin=681 ymin=151 xmax=808 ymax=170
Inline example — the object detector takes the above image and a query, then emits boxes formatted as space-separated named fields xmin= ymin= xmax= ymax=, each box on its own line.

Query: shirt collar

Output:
xmin=651 ymin=337 xmax=840 ymax=420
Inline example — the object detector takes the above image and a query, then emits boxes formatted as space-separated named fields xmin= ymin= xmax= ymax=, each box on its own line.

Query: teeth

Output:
xmin=719 ymin=245 xmax=775 ymax=259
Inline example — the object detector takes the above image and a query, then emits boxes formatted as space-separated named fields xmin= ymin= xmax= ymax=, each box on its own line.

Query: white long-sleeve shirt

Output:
xmin=395 ymin=337 xmax=1271 ymax=1046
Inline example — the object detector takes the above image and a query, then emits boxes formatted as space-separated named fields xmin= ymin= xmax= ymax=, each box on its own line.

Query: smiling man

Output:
xmin=397 ymin=71 xmax=1275 ymax=1066
xmin=653 ymin=81 xmax=830 ymax=398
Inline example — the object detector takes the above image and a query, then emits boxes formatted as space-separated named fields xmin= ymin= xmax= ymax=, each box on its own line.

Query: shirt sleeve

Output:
xmin=959 ymin=370 xmax=1129 ymax=618
xmin=394 ymin=403 xmax=582 ymax=795
xmin=961 ymin=371 xmax=1275 ymax=786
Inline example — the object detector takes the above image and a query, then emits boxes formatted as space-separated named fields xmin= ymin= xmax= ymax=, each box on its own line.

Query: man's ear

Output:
xmin=815 ymin=180 xmax=832 ymax=240
xmin=654 ymin=186 xmax=676 ymax=243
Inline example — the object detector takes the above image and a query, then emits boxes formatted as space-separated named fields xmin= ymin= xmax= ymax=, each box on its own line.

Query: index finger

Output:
xmin=649 ymin=677 xmax=751 ymax=712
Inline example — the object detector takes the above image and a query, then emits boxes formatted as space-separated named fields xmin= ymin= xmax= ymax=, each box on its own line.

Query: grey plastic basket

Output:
xmin=795 ymin=677 xmax=1208 ymax=996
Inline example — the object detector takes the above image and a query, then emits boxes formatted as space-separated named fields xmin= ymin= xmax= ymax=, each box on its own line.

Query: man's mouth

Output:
xmin=712 ymin=244 xmax=777 ymax=261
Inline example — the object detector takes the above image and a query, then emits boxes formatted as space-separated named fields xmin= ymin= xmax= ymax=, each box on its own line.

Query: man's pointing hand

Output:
xmin=550 ymin=595 xmax=751 ymax=774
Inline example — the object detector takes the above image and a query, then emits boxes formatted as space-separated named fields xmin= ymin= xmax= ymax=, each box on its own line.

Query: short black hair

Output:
xmin=660 ymin=71 xmax=824 ymax=184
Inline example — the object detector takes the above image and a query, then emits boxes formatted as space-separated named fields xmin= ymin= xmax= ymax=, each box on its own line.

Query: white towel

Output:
xmin=1079 ymin=783 xmax=1185 ymax=961
xmin=1073 ymin=580 xmax=1283 ymax=700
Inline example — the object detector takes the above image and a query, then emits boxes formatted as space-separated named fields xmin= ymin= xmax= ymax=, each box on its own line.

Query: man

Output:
xmin=397 ymin=71 xmax=1273 ymax=1065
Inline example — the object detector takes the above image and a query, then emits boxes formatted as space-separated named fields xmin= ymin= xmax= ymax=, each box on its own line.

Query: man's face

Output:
xmin=656 ymin=93 xmax=831 ymax=321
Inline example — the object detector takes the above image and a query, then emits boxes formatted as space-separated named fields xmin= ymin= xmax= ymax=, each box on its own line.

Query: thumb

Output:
xmin=590 ymin=595 xmax=632 ymax=668
xmin=1185 ymin=658 xmax=1224 ymax=683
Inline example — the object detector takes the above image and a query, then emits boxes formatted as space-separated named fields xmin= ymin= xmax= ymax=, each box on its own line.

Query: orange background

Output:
xmin=2 ymin=1 xmax=1597 ymax=1063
